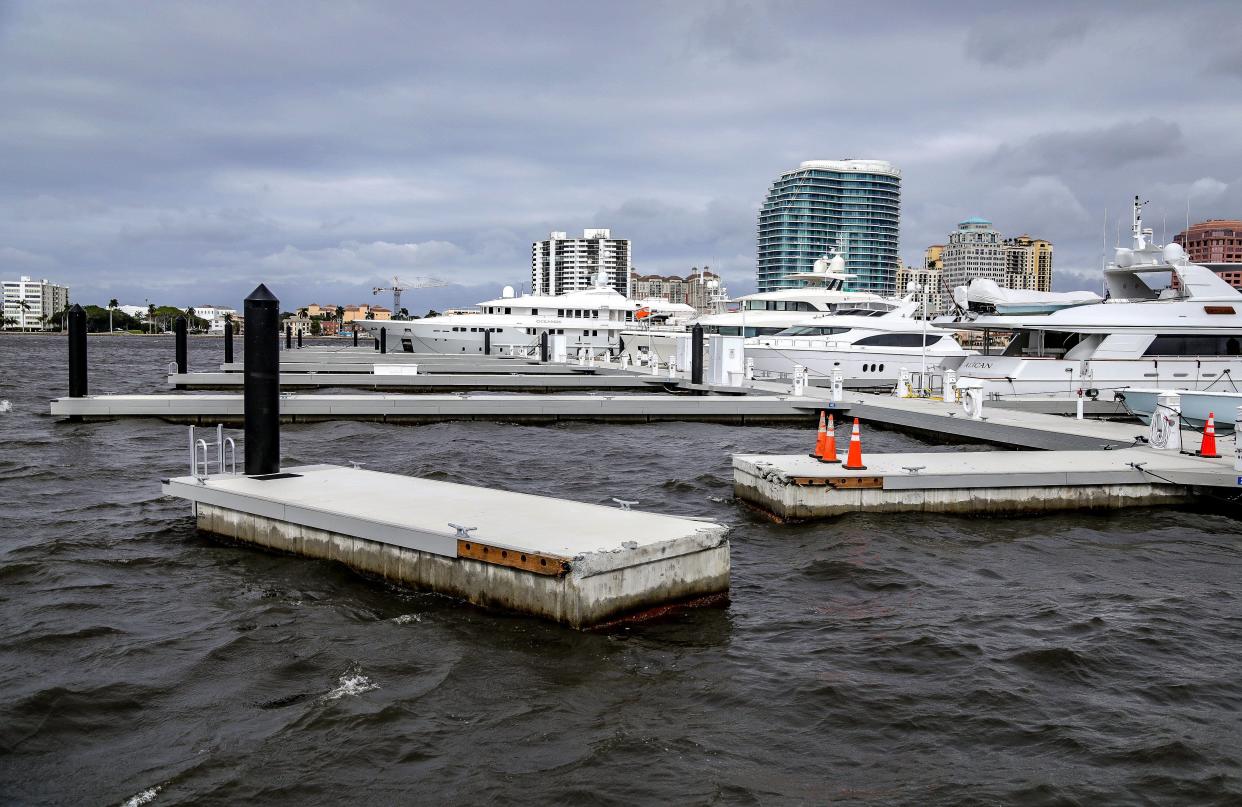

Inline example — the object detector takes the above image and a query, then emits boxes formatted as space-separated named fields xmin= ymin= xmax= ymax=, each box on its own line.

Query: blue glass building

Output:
xmin=756 ymin=159 xmax=901 ymax=294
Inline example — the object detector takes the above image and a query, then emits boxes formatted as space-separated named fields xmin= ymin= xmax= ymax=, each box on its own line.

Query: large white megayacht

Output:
xmin=355 ymin=272 xmax=693 ymax=355
xmin=945 ymin=196 xmax=1242 ymax=398
xmin=744 ymin=296 xmax=969 ymax=386
xmin=621 ymin=251 xmax=902 ymax=365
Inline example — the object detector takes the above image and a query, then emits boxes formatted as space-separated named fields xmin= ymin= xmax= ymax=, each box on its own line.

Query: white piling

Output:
xmin=792 ymin=365 xmax=806 ymax=396
xmin=943 ymin=369 xmax=957 ymax=401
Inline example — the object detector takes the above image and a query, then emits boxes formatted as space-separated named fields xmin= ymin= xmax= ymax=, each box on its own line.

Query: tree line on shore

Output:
xmin=1 ymin=300 xmax=211 ymax=333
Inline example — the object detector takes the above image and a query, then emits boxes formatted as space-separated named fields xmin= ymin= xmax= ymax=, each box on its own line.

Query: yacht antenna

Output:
xmin=1101 ymin=207 xmax=1108 ymax=272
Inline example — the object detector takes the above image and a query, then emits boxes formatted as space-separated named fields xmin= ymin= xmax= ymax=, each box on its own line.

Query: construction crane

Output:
xmin=372 ymin=276 xmax=448 ymax=317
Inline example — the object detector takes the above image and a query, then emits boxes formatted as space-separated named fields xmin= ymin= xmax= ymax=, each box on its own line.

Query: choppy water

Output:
xmin=2 ymin=333 xmax=1242 ymax=806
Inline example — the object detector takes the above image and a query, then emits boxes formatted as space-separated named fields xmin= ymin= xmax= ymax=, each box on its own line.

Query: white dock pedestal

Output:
xmin=163 ymin=464 xmax=730 ymax=628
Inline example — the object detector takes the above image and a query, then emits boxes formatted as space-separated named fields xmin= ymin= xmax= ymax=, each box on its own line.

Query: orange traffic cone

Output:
xmin=817 ymin=413 xmax=840 ymax=463
xmin=809 ymin=411 xmax=827 ymax=459
xmin=1198 ymin=411 xmax=1221 ymax=458
xmin=842 ymin=418 xmax=867 ymax=470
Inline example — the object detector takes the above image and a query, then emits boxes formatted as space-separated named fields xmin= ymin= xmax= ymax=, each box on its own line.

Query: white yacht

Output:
xmin=945 ymin=196 xmax=1242 ymax=398
xmin=622 ymin=252 xmax=901 ymax=365
xmin=744 ymin=297 xmax=969 ymax=386
xmin=355 ymin=273 xmax=688 ymax=355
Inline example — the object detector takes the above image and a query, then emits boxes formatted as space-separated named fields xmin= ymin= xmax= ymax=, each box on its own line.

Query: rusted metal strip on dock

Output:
xmin=791 ymin=476 xmax=884 ymax=489
xmin=457 ymin=539 xmax=571 ymax=576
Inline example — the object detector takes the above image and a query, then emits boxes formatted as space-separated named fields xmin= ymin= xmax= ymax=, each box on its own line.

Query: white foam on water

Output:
xmin=392 ymin=613 xmax=422 ymax=624
xmin=322 ymin=669 xmax=379 ymax=701
xmin=120 ymin=786 xmax=160 ymax=807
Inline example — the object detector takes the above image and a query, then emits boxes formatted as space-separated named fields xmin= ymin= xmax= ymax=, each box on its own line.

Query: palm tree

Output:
xmin=147 ymin=302 xmax=156 ymax=335
xmin=16 ymin=299 xmax=31 ymax=332
xmin=108 ymin=298 xmax=119 ymax=333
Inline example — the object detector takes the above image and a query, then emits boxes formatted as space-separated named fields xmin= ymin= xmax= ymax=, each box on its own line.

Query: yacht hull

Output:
xmin=956 ymin=355 xmax=1242 ymax=398
xmin=747 ymin=344 xmax=967 ymax=385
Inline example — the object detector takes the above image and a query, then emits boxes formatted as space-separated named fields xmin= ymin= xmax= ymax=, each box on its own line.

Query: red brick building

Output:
xmin=1174 ymin=220 xmax=1242 ymax=288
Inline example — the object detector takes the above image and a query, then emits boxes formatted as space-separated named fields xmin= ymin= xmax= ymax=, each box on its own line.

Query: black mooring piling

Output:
xmin=540 ymin=331 xmax=549 ymax=362
xmin=244 ymin=284 xmax=280 ymax=476
xmin=175 ymin=317 xmax=188 ymax=374
xmin=285 ymin=324 xmax=292 ymax=350
xmin=483 ymin=329 xmax=491 ymax=355
xmin=379 ymin=327 xmax=387 ymax=354
xmin=691 ymin=323 xmax=704 ymax=386
xmin=353 ymin=327 xmax=358 ymax=347
xmin=224 ymin=320 xmax=234 ymax=364
xmin=68 ymin=304 xmax=87 ymax=399
xmin=296 ymin=329 xmax=302 ymax=349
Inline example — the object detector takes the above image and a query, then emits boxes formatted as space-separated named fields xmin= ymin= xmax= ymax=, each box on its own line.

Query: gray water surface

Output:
xmin=2 ymin=334 xmax=1241 ymax=806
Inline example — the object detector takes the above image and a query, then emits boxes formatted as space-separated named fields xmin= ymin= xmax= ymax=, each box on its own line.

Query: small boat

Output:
xmin=1113 ymin=387 xmax=1242 ymax=427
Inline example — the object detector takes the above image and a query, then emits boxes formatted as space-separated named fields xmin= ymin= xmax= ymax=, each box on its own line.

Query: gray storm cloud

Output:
xmin=1 ymin=0 xmax=1240 ymax=309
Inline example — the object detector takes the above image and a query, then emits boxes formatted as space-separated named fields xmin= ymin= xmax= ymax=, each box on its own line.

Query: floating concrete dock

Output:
xmin=733 ymin=447 xmax=1237 ymax=520
xmin=169 ymin=371 xmax=663 ymax=392
xmin=52 ymin=392 xmax=833 ymax=424
xmin=164 ymin=464 xmax=730 ymax=628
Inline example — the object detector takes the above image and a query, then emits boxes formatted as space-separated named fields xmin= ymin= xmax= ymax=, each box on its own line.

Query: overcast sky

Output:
xmin=2 ymin=0 xmax=1241 ymax=311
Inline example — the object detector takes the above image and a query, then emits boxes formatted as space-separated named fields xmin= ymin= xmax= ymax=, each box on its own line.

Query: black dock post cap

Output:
xmin=67 ymin=303 xmax=87 ymax=400
xmin=244 ymin=283 xmax=280 ymax=476
xmin=174 ymin=316 xmax=188 ymax=374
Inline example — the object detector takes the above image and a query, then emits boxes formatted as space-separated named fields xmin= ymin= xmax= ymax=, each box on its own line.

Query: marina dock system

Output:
xmin=164 ymin=464 xmax=730 ymax=628
xmin=170 ymin=371 xmax=664 ymax=392
xmin=733 ymin=447 xmax=1238 ymax=520
xmin=52 ymin=392 xmax=832 ymax=424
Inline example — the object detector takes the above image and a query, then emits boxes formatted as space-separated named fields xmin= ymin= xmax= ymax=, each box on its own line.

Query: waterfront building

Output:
xmin=630 ymin=268 xmax=721 ymax=313
xmin=342 ymin=303 xmax=390 ymax=323
xmin=1003 ymin=236 xmax=1053 ymax=292
xmin=2 ymin=276 xmax=69 ymax=330
xmin=942 ymin=217 xmax=1006 ymax=301
xmin=1174 ymin=220 xmax=1242 ymax=288
xmin=756 ymin=159 xmax=901 ymax=295
xmin=190 ymin=305 xmax=238 ymax=334
xmin=532 ymin=229 xmax=632 ymax=297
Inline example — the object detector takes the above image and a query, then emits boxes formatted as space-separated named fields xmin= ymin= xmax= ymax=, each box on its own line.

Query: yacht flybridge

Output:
xmin=946 ymin=196 xmax=1242 ymax=397
xmin=355 ymin=272 xmax=689 ymax=355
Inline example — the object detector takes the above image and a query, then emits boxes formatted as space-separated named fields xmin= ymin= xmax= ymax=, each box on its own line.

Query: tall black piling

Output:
xmin=224 ymin=320 xmax=234 ymax=364
xmin=353 ymin=327 xmax=358 ymax=347
xmin=297 ymin=329 xmax=302 ymax=349
xmin=483 ymin=329 xmax=491 ymax=355
xmin=285 ymin=324 xmax=292 ymax=350
xmin=175 ymin=316 xmax=188 ymax=374
xmin=540 ymin=331 xmax=549 ymax=362
xmin=68 ymin=304 xmax=87 ymax=400
xmin=691 ymin=323 xmax=704 ymax=386
xmin=379 ymin=327 xmax=387 ymax=354
xmin=244 ymin=284 xmax=280 ymax=476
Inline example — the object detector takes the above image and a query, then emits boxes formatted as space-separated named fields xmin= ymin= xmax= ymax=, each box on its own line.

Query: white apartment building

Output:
xmin=942 ymin=217 xmax=1006 ymax=301
xmin=531 ymin=229 xmax=632 ymax=297
xmin=2 ymin=276 xmax=70 ymax=330
xmin=190 ymin=305 xmax=238 ymax=333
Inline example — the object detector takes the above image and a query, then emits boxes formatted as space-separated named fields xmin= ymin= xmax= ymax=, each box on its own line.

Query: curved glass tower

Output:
xmin=756 ymin=159 xmax=901 ymax=294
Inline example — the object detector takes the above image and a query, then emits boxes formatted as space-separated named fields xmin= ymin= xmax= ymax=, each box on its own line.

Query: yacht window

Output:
xmin=592 ymin=310 xmax=599 ymax=318
xmin=470 ymin=327 xmax=478 ymax=332
xmin=505 ymin=308 xmax=511 ymax=315
xmin=853 ymin=334 xmax=936 ymax=348
xmin=776 ymin=326 xmax=852 ymax=337
xmin=1144 ymin=334 xmax=1242 ymax=356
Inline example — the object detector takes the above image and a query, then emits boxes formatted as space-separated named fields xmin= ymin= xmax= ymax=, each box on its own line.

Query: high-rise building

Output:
xmin=1174 ymin=220 xmax=1242 ymax=288
xmin=630 ymin=268 xmax=721 ymax=313
xmin=532 ymin=229 xmax=632 ymax=297
xmin=942 ymin=217 xmax=1006 ymax=300
xmin=2 ymin=276 xmax=69 ymax=330
xmin=1003 ymin=235 xmax=1053 ymax=292
xmin=756 ymin=159 xmax=901 ymax=295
